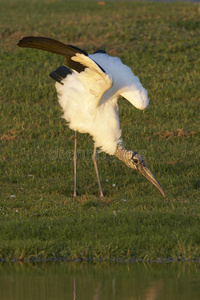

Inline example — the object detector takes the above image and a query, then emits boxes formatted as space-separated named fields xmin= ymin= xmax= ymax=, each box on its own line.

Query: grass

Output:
xmin=0 ymin=0 xmax=200 ymax=261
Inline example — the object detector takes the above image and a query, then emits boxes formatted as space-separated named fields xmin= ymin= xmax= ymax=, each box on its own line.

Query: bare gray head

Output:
xmin=115 ymin=144 xmax=165 ymax=197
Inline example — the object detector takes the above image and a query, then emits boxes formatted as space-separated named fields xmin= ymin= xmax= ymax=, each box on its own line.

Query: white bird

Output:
xmin=17 ymin=36 xmax=165 ymax=198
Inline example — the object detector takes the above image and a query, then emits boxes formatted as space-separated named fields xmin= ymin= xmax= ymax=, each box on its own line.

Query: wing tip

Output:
xmin=49 ymin=66 xmax=72 ymax=84
xmin=93 ymin=49 xmax=107 ymax=54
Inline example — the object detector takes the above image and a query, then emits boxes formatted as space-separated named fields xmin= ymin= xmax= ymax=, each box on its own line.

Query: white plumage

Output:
xmin=18 ymin=36 xmax=165 ymax=198
xmin=56 ymin=52 xmax=149 ymax=155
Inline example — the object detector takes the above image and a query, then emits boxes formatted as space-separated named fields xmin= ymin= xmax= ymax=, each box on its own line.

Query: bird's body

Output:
xmin=56 ymin=52 xmax=148 ymax=155
xmin=17 ymin=36 xmax=165 ymax=197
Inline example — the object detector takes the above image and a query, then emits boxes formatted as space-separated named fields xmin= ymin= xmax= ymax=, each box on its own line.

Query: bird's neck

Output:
xmin=115 ymin=144 xmax=136 ymax=167
xmin=115 ymin=144 xmax=127 ymax=160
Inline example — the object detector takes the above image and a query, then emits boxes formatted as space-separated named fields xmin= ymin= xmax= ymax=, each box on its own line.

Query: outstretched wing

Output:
xmin=72 ymin=53 xmax=112 ymax=106
xmin=18 ymin=36 xmax=88 ymax=73
xmin=18 ymin=36 xmax=112 ymax=105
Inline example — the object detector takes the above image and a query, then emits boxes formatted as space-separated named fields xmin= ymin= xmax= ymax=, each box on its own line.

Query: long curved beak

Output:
xmin=138 ymin=163 xmax=165 ymax=197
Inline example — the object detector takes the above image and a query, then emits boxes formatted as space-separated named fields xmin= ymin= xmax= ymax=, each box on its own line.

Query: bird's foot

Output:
xmin=99 ymin=191 xmax=104 ymax=198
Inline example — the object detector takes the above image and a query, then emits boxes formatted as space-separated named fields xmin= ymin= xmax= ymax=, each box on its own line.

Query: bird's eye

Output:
xmin=133 ymin=158 xmax=138 ymax=164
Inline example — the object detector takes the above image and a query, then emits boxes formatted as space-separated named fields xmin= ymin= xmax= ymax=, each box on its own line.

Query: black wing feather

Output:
xmin=93 ymin=49 xmax=107 ymax=54
xmin=18 ymin=36 xmax=88 ymax=73
xmin=49 ymin=66 xmax=72 ymax=85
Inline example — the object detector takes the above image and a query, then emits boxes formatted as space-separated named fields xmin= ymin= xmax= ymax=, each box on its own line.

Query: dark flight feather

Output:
xmin=93 ymin=49 xmax=107 ymax=54
xmin=17 ymin=36 xmax=88 ymax=73
xmin=49 ymin=66 xmax=72 ymax=85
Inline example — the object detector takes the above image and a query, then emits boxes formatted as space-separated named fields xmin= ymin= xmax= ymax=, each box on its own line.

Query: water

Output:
xmin=0 ymin=262 xmax=200 ymax=300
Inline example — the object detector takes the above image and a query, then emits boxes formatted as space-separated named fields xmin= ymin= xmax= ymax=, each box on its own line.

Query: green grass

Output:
xmin=0 ymin=0 xmax=200 ymax=261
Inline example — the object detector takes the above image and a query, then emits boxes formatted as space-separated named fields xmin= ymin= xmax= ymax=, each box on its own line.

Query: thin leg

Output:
xmin=73 ymin=131 xmax=77 ymax=197
xmin=92 ymin=146 xmax=104 ymax=198
xmin=73 ymin=277 xmax=76 ymax=300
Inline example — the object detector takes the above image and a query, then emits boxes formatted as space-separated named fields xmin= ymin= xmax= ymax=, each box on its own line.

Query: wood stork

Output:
xmin=17 ymin=36 xmax=165 ymax=198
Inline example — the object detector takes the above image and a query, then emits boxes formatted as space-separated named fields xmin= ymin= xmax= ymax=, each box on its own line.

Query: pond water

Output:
xmin=0 ymin=262 xmax=200 ymax=300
